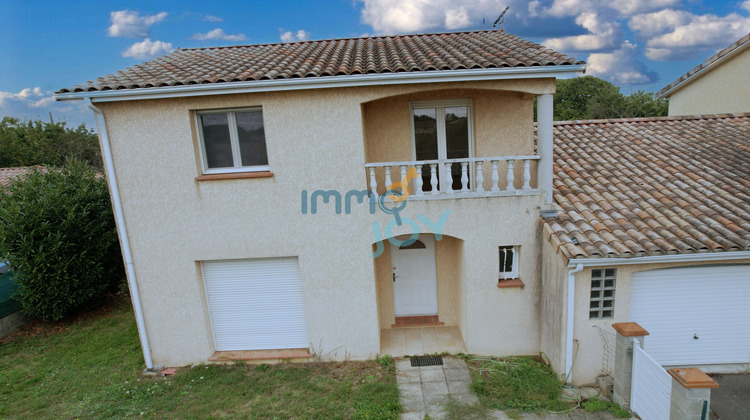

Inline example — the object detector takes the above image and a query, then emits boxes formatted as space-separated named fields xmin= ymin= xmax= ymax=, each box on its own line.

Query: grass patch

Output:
xmin=467 ymin=356 xmax=574 ymax=413
xmin=582 ymin=397 xmax=630 ymax=418
xmin=0 ymin=296 xmax=400 ymax=419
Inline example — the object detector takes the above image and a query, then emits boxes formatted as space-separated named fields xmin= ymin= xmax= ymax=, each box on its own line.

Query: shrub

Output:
xmin=0 ymin=160 xmax=124 ymax=320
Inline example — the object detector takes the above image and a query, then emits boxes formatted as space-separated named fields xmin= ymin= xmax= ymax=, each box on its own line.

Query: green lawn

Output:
xmin=0 ymin=297 xmax=400 ymax=419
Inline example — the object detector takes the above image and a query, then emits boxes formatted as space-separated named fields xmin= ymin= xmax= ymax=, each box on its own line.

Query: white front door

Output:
xmin=390 ymin=235 xmax=438 ymax=316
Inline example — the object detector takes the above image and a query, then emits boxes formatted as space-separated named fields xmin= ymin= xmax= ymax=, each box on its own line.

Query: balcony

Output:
xmin=365 ymin=156 xmax=540 ymax=200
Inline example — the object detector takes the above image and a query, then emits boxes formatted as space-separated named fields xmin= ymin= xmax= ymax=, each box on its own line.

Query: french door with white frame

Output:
xmin=410 ymin=100 xmax=473 ymax=192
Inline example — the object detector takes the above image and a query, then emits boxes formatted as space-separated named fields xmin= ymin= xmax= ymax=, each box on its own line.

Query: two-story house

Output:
xmin=55 ymin=29 xmax=583 ymax=369
xmin=56 ymin=30 xmax=750 ymax=386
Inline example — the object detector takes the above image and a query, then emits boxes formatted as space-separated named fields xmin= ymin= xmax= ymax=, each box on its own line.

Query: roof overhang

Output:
xmin=657 ymin=39 xmax=750 ymax=99
xmin=567 ymin=251 xmax=750 ymax=269
xmin=55 ymin=64 xmax=586 ymax=103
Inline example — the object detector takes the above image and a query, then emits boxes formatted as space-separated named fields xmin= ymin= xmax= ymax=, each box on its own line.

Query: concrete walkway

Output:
xmin=396 ymin=357 xmax=478 ymax=419
xmin=395 ymin=356 xmax=631 ymax=420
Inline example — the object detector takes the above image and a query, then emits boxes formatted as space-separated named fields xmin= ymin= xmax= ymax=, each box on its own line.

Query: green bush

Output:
xmin=0 ymin=160 xmax=124 ymax=320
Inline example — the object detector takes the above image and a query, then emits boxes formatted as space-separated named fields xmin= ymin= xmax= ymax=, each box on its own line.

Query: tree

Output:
xmin=0 ymin=117 xmax=102 ymax=170
xmin=0 ymin=160 xmax=123 ymax=320
xmin=552 ymin=76 xmax=668 ymax=121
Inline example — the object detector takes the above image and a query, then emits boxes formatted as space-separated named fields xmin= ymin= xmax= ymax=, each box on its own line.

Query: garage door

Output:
xmin=630 ymin=265 xmax=750 ymax=366
xmin=202 ymin=257 xmax=309 ymax=351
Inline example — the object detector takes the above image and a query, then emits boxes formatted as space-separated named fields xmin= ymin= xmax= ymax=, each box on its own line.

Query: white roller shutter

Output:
xmin=630 ymin=265 xmax=750 ymax=366
xmin=202 ymin=257 xmax=309 ymax=351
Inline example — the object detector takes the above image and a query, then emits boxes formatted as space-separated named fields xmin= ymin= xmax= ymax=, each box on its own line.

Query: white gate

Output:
xmin=631 ymin=341 xmax=672 ymax=420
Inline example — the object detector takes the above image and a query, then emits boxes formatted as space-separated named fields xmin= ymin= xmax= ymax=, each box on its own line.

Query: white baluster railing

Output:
xmin=415 ymin=164 xmax=424 ymax=196
xmin=364 ymin=155 xmax=539 ymax=199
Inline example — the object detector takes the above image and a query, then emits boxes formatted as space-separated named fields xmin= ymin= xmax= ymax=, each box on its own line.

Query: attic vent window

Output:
xmin=400 ymin=240 xmax=426 ymax=250
xmin=589 ymin=269 xmax=616 ymax=319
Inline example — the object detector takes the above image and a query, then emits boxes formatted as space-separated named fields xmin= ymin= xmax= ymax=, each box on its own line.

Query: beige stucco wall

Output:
xmin=97 ymin=77 xmax=554 ymax=367
xmin=570 ymin=258 xmax=750 ymax=385
xmin=539 ymin=230 xmax=569 ymax=379
xmin=667 ymin=47 xmax=750 ymax=115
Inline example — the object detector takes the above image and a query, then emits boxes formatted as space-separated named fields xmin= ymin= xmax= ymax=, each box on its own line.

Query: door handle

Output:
xmin=393 ymin=273 xmax=399 ymax=282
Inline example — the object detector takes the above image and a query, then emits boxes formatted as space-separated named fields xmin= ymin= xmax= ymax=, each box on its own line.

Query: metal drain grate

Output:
xmin=410 ymin=355 xmax=443 ymax=367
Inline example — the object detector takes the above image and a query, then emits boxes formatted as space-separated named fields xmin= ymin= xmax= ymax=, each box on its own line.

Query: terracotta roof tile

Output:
xmin=56 ymin=30 xmax=583 ymax=93
xmin=0 ymin=167 xmax=42 ymax=188
xmin=544 ymin=113 xmax=750 ymax=260
xmin=657 ymin=32 xmax=750 ymax=97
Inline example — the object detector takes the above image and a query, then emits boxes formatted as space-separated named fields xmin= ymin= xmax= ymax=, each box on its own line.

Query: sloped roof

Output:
xmin=657 ymin=32 xmax=750 ymax=98
xmin=544 ymin=113 xmax=750 ymax=260
xmin=57 ymin=30 xmax=583 ymax=93
xmin=0 ymin=167 xmax=43 ymax=188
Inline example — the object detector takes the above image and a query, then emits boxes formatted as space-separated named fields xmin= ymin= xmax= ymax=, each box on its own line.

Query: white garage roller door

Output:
xmin=630 ymin=265 xmax=750 ymax=366
xmin=202 ymin=257 xmax=309 ymax=351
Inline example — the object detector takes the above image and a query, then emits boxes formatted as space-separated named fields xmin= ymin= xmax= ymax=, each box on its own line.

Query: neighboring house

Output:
xmin=657 ymin=33 xmax=750 ymax=116
xmin=541 ymin=114 xmax=750 ymax=383
xmin=0 ymin=166 xmax=40 ymax=188
xmin=54 ymin=30 xmax=749 ymax=385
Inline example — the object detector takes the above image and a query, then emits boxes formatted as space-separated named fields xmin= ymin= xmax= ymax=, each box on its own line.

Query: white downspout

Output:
xmin=85 ymin=98 xmax=154 ymax=370
xmin=565 ymin=262 xmax=584 ymax=382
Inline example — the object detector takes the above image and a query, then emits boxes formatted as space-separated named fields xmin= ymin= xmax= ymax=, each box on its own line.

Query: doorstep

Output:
xmin=392 ymin=315 xmax=444 ymax=328
xmin=208 ymin=348 xmax=313 ymax=363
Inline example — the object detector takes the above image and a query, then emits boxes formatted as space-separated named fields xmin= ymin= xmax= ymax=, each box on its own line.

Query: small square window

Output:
xmin=197 ymin=108 xmax=269 ymax=174
xmin=589 ymin=268 xmax=616 ymax=319
xmin=498 ymin=246 xmax=519 ymax=279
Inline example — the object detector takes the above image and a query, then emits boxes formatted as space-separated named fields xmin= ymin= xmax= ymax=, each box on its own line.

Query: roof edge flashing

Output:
xmin=566 ymin=251 xmax=750 ymax=268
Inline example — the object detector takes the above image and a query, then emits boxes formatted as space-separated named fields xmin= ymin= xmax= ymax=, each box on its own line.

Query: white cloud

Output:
xmin=190 ymin=28 xmax=247 ymax=42
xmin=544 ymin=0 xmax=597 ymax=18
xmin=0 ymin=88 xmax=93 ymax=127
xmin=628 ymin=9 xmax=692 ymax=38
xmin=122 ymin=39 xmax=174 ymax=59
xmin=359 ymin=0 xmax=502 ymax=34
xmin=543 ymin=12 xmax=620 ymax=51
xmin=587 ymin=41 xmax=656 ymax=84
xmin=607 ymin=0 xmax=680 ymax=17
xmin=107 ymin=10 xmax=167 ymax=38
xmin=639 ymin=12 xmax=750 ymax=60
xmin=742 ymin=1 xmax=750 ymax=13
xmin=279 ymin=29 xmax=311 ymax=42
xmin=204 ymin=14 xmax=223 ymax=22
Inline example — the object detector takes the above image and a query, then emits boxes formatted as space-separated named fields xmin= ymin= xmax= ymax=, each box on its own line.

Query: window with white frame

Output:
xmin=498 ymin=246 xmax=519 ymax=279
xmin=197 ymin=107 xmax=269 ymax=173
xmin=589 ymin=268 xmax=616 ymax=319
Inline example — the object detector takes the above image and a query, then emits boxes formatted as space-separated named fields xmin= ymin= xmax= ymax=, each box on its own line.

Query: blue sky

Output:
xmin=2 ymin=0 xmax=749 ymax=127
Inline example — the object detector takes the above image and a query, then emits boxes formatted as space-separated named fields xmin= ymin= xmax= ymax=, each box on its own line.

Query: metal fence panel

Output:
xmin=631 ymin=343 xmax=672 ymax=420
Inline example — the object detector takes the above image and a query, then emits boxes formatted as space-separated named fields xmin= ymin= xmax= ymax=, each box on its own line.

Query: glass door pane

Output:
xmin=444 ymin=106 xmax=469 ymax=190
xmin=413 ymin=108 xmax=438 ymax=192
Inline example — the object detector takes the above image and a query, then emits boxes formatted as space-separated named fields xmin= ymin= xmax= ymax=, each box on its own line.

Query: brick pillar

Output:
xmin=668 ymin=368 xmax=719 ymax=420
xmin=611 ymin=322 xmax=649 ymax=409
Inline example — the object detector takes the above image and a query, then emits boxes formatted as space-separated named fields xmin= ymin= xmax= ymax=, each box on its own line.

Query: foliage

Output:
xmin=377 ymin=353 xmax=395 ymax=372
xmin=582 ymin=397 xmax=631 ymax=418
xmin=552 ymin=76 xmax=668 ymax=121
xmin=0 ymin=299 xmax=401 ymax=418
xmin=0 ymin=117 xmax=102 ymax=169
xmin=469 ymin=356 xmax=573 ymax=412
xmin=0 ymin=160 xmax=123 ymax=320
